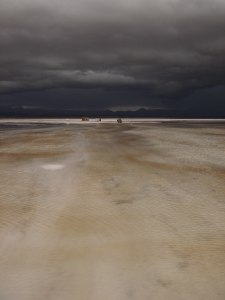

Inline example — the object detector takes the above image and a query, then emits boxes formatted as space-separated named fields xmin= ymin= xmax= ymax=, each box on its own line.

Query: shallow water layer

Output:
xmin=0 ymin=121 xmax=225 ymax=300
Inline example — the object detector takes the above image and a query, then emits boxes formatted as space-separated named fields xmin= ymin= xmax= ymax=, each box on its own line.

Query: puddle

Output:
xmin=41 ymin=164 xmax=64 ymax=170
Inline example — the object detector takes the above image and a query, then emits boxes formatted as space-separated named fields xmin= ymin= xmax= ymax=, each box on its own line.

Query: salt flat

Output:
xmin=0 ymin=121 xmax=225 ymax=300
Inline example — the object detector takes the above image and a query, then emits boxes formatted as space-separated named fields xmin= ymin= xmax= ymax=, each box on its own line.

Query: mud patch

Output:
xmin=114 ymin=199 xmax=134 ymax=205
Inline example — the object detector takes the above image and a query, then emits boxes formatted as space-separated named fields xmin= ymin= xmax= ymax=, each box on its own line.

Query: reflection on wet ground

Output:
xmin=0 ymin=121 xmax=225 ymax=300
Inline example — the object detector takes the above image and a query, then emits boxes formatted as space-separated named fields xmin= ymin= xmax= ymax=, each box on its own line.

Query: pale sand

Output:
xmin=0 ymin=121 xmax=225 ymax=300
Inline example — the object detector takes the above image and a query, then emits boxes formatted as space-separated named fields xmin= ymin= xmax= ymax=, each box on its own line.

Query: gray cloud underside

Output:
xmin=0 ymin=0 xmax=225 ymax=102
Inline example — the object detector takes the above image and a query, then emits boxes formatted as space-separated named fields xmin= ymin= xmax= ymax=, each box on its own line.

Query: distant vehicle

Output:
xmin=81 ymin=117 xmax=89 ymax=121
xmin=117 ymin=118 xmax=122 ymax=123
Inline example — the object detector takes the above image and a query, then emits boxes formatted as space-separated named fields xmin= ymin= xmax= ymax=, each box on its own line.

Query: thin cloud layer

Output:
xmin=0 ymin=0 xmax=225 ymax=108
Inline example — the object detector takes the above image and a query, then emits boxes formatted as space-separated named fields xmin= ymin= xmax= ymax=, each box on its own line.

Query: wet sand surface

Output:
xmin=0 ymin=121 xmax=225 ymax=300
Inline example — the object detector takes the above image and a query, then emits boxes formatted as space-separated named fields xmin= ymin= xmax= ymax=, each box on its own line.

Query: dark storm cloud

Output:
xmin=0 ymin=0 xmax=225 ymax=108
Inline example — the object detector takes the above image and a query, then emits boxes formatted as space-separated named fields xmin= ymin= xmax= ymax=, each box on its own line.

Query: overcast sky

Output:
xmin=0 ymin=0 xmax=225 ymax=115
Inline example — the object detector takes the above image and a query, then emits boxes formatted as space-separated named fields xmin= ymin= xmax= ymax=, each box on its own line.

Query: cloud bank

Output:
xmin=0 ymin=0 xmax=225 ymax=109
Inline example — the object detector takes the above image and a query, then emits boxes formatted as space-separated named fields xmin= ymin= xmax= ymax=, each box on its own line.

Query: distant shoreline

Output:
xmin=0 ymin=118 xmax=225 ymax=125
